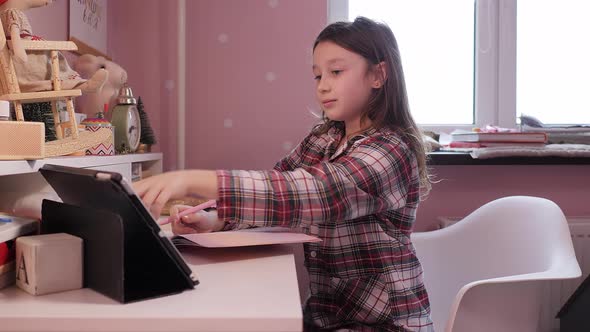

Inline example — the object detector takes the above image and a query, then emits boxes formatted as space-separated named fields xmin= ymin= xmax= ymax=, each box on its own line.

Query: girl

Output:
xmin=135 ymin=17 xmax=433 ymax=332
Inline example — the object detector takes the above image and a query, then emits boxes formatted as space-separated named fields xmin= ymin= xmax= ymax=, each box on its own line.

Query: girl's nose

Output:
xmin=317 ymin=78 xmax=330 ymax=93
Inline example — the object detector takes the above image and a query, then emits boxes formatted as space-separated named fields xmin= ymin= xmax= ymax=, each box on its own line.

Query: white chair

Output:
xmin=412 ymin=196 xmax=581 ymax=332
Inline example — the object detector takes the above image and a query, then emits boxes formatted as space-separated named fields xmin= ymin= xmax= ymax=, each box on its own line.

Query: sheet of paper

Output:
xmin=172 ymin=230 xmax=320 ymax=248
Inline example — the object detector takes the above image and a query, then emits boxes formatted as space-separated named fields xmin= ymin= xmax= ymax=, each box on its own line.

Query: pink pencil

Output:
xmin=159 ymin=199 xmax=217 ymax=225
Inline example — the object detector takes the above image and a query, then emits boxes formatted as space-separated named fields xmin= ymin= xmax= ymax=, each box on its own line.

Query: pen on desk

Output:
xmin=159 ymin=199 xmax=217 ymax=226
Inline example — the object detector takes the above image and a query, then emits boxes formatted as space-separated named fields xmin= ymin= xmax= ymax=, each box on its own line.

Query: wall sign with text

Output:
xmin=69 ymin=0 xmax=108 ymax=58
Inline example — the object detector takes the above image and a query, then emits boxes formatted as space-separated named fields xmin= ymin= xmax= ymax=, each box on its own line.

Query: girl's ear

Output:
xmin=372 ymin=61 xmax=387 ymax=89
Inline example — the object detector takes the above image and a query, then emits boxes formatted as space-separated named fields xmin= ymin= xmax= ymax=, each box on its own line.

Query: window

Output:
xmin=328 ymin=0 xmax=590 ymax=130
xmin=517 ymin=0 xmax=590 ymax=124
xmin=347 ymin=0 xmax=475 ymax=126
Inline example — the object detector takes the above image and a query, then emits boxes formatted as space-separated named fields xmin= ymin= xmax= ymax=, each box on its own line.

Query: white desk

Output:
xmin=0 ymin=245 xmax=303 ymax=332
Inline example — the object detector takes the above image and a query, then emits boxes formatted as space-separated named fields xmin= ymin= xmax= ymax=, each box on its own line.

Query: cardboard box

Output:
xmin=0 ymin=121 xmax=44 ymax=160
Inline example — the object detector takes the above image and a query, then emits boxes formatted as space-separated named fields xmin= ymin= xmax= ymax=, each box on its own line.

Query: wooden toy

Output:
xmin=16 ymin=233 xmax=83 ymax=296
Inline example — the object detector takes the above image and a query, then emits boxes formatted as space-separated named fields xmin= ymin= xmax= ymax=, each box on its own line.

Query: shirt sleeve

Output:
xmin=216 ymin=135 xmax=418 ymax=228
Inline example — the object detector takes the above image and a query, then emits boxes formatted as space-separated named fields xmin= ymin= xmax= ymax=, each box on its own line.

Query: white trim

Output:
xmin=177 ymin=0 xmax=186 ymax=170
xmin=497 ymin=0 xmax=517 ymax=127
xmin=420 ymin=124 xmax=475 ymax=135
xmin=474 ymin=0 xmax=499 ymax=128
xmin=327 ymin=0 xmax=348 ymax=23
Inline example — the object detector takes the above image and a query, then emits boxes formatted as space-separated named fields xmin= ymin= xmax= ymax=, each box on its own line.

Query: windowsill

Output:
xmin=428 ymin=151 xmax=590 ymax=166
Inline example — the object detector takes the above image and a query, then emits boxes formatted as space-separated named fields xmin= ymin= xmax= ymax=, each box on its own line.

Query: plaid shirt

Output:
xmin=217 ymin=125 xmax=433 ymax=331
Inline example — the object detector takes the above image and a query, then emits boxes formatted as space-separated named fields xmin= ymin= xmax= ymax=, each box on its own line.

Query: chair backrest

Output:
xmin=0 ymin=19 xmax=22 ymax=96
xmin=412 ymin=196 xmax=579 ymax=331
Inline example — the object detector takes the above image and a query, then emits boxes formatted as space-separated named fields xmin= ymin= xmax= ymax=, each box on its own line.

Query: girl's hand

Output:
xmin=133 ymin=170 xmax=219 ymax=218
xmin=170 ymin=204 xmax=224 ymax=234
xmin=133 ymin=171 xmax=193 ymax=218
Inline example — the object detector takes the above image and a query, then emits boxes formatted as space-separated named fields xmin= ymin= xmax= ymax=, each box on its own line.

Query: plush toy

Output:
xmin=73 ymin=54 xmax=128 ymax=117
xmin=0 ymin=0 xmax=107 ymax=93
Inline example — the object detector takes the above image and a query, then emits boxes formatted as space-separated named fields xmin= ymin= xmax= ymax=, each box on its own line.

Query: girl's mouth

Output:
xmin=322 ymin=99 xmax=336 ymax=107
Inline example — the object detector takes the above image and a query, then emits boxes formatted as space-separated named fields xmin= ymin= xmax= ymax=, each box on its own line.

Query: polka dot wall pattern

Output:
xmin=265 ymin=72 xmax=277 ymax=82
xmin=268 ymin=0 xmax=279 ymax=9
xmin=185 ymin=0 xmax=325 ymax=170
xmin=224 ymin=118 xmax=233 ymax=129
xmin=164 ymin=80 xmax=175 ymax=92
xmin=282 ymin=141 xmax=293 ymax=152
xmin=217 ymin=33 xmax=229 ymax=44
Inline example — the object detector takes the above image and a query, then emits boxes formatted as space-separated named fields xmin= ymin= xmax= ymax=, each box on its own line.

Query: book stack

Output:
xmin=0 ymin=214 xmax=39 ymax=289
xmin=519 ymin=114 xmax=590 ymax=145
xmin=521 ymin=125 xmax=590 ymax=145
xmin=449 ymin=131 xmax=548 ymax=149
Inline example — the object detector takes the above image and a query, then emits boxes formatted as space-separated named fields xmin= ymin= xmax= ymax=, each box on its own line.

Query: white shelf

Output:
xmin=0 ymin=153 xmax=163 ymax=220
xmin=0 ymin=153 xmax=163 ymax=177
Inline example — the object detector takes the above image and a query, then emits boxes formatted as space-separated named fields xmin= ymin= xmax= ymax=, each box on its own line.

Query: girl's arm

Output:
xmin=217 ymin=135 xmax=418 ymax=230
xmin=134 ymin=135 xmax=415 ymax=231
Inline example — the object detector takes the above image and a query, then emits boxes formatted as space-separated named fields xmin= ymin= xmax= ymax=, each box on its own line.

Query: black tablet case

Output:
xmin=39 ymin=164 xmax=198 ymax=303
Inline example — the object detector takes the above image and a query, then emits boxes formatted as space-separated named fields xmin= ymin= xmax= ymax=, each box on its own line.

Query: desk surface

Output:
xmin=0 ymin=245 xmax=302 ymax=332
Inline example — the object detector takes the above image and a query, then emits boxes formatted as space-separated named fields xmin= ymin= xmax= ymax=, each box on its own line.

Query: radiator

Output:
xmin=540 ymin=220 xmax=590 ymax=332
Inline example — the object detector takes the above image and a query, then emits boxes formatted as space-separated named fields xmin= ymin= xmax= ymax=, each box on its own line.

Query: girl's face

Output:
xmin=312 ymin=41 xmax=381 ymax=131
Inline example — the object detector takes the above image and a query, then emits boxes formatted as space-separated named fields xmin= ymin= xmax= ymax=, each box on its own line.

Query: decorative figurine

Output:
xmin=0 ymin=0 xmax=107 ymax=93
xmin=136 ymin=96 xmax=157 ymax=153
xmin=73 ymin=54 xmax=129 ymax=118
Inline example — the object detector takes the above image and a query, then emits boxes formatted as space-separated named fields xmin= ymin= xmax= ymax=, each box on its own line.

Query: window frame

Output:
xmin=327 ymin=0 xmax=518 ymax=133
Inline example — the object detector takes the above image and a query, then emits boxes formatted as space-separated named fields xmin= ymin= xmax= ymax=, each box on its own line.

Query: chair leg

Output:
xmin=51 ymin=100 xmax=62 ymax=140
xmin=13 ymin=101 xmax=24 ymax=121
xmin=50 ymin=50 xmax=61 ymax=91
xmin=65 ymin=98 xmax=78 ymax=139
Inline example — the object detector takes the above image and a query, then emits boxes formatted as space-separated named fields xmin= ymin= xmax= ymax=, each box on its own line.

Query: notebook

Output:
xmin=450 ymin=131 xmax=548 ymax=143
xmin=172 ymin=227 xmax=321 ymax=248
xmin=1 ymin=214 xmax=39 ymax=289
xmin=39 ymin=164 xmax=198 ymax=303
xmin=0 ymin=214 xmax=39 ymax=243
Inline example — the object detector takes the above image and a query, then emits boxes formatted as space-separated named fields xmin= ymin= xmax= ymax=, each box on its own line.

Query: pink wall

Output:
xmin=185 ymin=0 xmax=325 ymax=170
xmin=17 ymin=1 xmax=590 ymax=231
xmin=108 ymin=0 xmax=179 ymax=169
xmin=27 ymin=0 xmax=325 ymax=181
xmin=27 ymin=0 xmax=68 ymax=41
xmin=416 ymin=165 xmax=590 ymax=231
xmin=108 ymin=0 xmax=324 ymax=171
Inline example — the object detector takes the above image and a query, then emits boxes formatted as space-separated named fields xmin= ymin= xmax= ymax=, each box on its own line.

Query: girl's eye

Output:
xmin=314 ymin=75 xmax=322 ymax=81
xmin=332 ymin=70 xmax=342 ymax=75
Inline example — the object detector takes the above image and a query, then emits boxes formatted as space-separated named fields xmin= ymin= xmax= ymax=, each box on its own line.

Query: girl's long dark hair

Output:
xmin=312 ymin=17 xmax=430 ymax=195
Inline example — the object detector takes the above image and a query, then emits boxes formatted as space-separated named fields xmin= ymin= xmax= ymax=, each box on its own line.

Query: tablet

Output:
xmin=39 ymin=164 xmax=198 ymax=302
